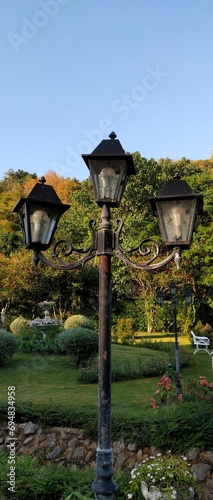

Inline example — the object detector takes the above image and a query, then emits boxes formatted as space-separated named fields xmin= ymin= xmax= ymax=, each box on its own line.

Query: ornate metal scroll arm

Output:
xmin=114 ymin=219 xmax=181 ymax=270
xmin=33 ymin=220 xmax=98 ymax=269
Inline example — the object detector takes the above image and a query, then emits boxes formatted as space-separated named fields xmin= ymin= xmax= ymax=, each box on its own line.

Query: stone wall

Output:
xmin=0 ymin=421 xmax=213 ymax=499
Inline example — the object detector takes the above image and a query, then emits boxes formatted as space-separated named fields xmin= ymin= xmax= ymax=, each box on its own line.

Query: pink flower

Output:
xmin=150 ymin=398 xmax=158 ymax=409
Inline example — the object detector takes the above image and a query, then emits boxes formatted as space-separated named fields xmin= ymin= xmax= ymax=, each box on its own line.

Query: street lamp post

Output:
xmin=13 ymin=132 xmax=202 ymax=500
xmin=156 ymin=282 xmax=193 ymax=395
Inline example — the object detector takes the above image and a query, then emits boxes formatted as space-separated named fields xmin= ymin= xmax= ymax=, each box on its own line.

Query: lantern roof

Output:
xmin=82 ymin=131 xmax=136 ymax=176
xmin=13 ymin=177 xmax=70 ymax=214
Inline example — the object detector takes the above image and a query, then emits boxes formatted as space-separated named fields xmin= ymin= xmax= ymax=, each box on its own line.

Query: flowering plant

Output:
xmin=151 ymin=372 xmax=183 ymax=409
xmin=38 ymin=300 xmax=55 ymax=308
xmin=151 ymin=373 xmax=213 ymax=409
xmin=186 ymin=375 xmax=213 ymax=401
xmin=29 ymin=317 xmax=62 ymax=326
xmin=126 ymin=454 xmax=198 ymax=499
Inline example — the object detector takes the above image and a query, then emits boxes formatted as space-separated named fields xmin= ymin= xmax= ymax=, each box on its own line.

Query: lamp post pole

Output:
xmin=92 ymin=205 xmax=117 ymax=498
xmin=170 ymin=285 xmax=182 ymax=395
xmin=13 ymin=133 xmax=202 ymax=500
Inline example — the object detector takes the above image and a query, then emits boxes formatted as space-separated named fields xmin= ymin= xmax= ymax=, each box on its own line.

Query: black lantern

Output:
xmin=150 ymin=173 xmax=203 ymax=249
xmin=156 ymin=289 xmax=164 ymax=306
xmin=184 ymin=287 xmax=193 ymax=307
xmin=82 ymin=131 xmax=136 ymax=207
xmin=169 ymin=281 xmax=177 ymax=298
xmin=13 ymin=177 xmax=70 ymax=251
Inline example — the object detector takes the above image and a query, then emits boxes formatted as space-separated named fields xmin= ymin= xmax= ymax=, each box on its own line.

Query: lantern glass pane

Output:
xmin=29 ymin=204 xmax=58 ymax=245
xmin=184 ymin=290 xmax=192 ymax=306
xmin=156 ymin=291 xmax=164 ymax=306
xmin=157 ymin=198 xmax=196 ymax=245
xmin=117 ymin=169 xmax=128 ymax=204
xmin=169 ymin=281 xmax=177 ymax=297
xmin=89 ymin=159 xmax=126 ymax=202
xmin=20 ymin=204 xmax=29 ymax=247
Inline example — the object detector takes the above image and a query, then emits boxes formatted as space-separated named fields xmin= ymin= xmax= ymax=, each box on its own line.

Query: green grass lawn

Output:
xmin=0 ymin=345 xmax=212 ymax=420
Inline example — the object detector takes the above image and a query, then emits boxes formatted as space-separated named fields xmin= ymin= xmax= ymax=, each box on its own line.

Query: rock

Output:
xmin=23 ymin=437 xmax=33 ymax=445
xmin=137 ymin=449 xmax=143 ymax=460
xmin=127 ymin=442 xmax=137 ymax=451
xmin=202 ymin=478 xmax=213 ymax=500
xmin=37 ymin=428 xmax=44 ymax=436
xmin=192 ymin=462 xmax=212 ymax=481
xmin=200 ymin=451 xmax=213 ymax=466
xmin=5 ymin=436 xmax=14 ymax=444
xmin=68 ymin=438 xmax=78 ymax=448
xmin=23 ymin=422 xmax=38 ymax=435
xmin=46 ymin=446 xmax=62 ymax=460
xmin=72 ymin=446 xmax=85 ymax=459
xmin=115 ymin=452 xmax=131 ymax=468
xmin=41 ymin=433 xmax=56 ymax=449
xmin=113 ymin=439 xmax=125 ymax=454
xmin=186 ymin=447 xmax=201 ymax=461
xmin=61 ymin=430 xmax=72 ymax=440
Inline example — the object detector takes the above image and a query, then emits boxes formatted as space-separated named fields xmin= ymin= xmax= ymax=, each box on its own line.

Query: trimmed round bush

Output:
xmin=0 ymin=330 xmax=18 ymax=363
xmin=64 ymin=314 xmax=93 ymax=330
xmin=58 ymin=327 xmax=98 ymax=367
xmin=10 ymin=317 xmax=29 ymax=336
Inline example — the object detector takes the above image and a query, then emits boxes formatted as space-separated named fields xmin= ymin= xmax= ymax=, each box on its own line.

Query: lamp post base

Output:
xmin=91 ymin=448 xmax=118 ymax=499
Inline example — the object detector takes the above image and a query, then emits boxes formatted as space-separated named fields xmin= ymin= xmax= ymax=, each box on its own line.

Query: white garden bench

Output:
xmin=190 ymin=330 xmax=210 ymax=355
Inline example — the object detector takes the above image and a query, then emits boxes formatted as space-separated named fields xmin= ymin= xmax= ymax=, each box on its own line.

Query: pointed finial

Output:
xmin=109 ymin=131 xmax=117 ymax=140
xmin=173 ymin=173 xmax=181 ymax=180
xmin=39 ymin=177 xmax=46 ymax=184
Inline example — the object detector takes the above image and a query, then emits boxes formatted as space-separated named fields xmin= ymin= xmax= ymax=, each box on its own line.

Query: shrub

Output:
xmin=78 ymin=355 xmax=171 ymax=383
xmin=0 ymin=452 xmax=95 ymax=499
xmin=64 ymin=314 xmax=93 ymax=330
xmin=0 ymin=330 xmax=18 ymax=363
xmin=139 ymin=342 xmax=193 ymax=369
xmin=194 ymin=320 xmax=212 ymax=336
xmin=58 ymin=327 xmax=98 ymax=367
xmin=194 ymin=321 xmax=213 ymax=347
xmin=18 ymin=328 xmax=60 ymax=355
xmin=10 ymin=316 xmax=29 ymax=335
xmin=116 ymin=317 xmax=135 ymax=344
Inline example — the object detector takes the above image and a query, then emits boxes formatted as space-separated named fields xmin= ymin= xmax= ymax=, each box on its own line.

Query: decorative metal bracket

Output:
xmin=33 ymin=217 xmax=181 ymax=271
xmin=33 ymin=220 xmax=98 ymax=269
xmin=114 ymin=219 xmax=181 ymax=270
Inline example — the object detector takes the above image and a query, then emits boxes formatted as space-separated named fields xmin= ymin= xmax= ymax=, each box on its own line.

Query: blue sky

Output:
xmin=1 ymin=0 xmax=213 ymax=182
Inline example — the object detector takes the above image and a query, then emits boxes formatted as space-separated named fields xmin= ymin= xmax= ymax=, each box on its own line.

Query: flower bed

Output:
xmin=127 ymin=453 xmax=198 ymax=499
